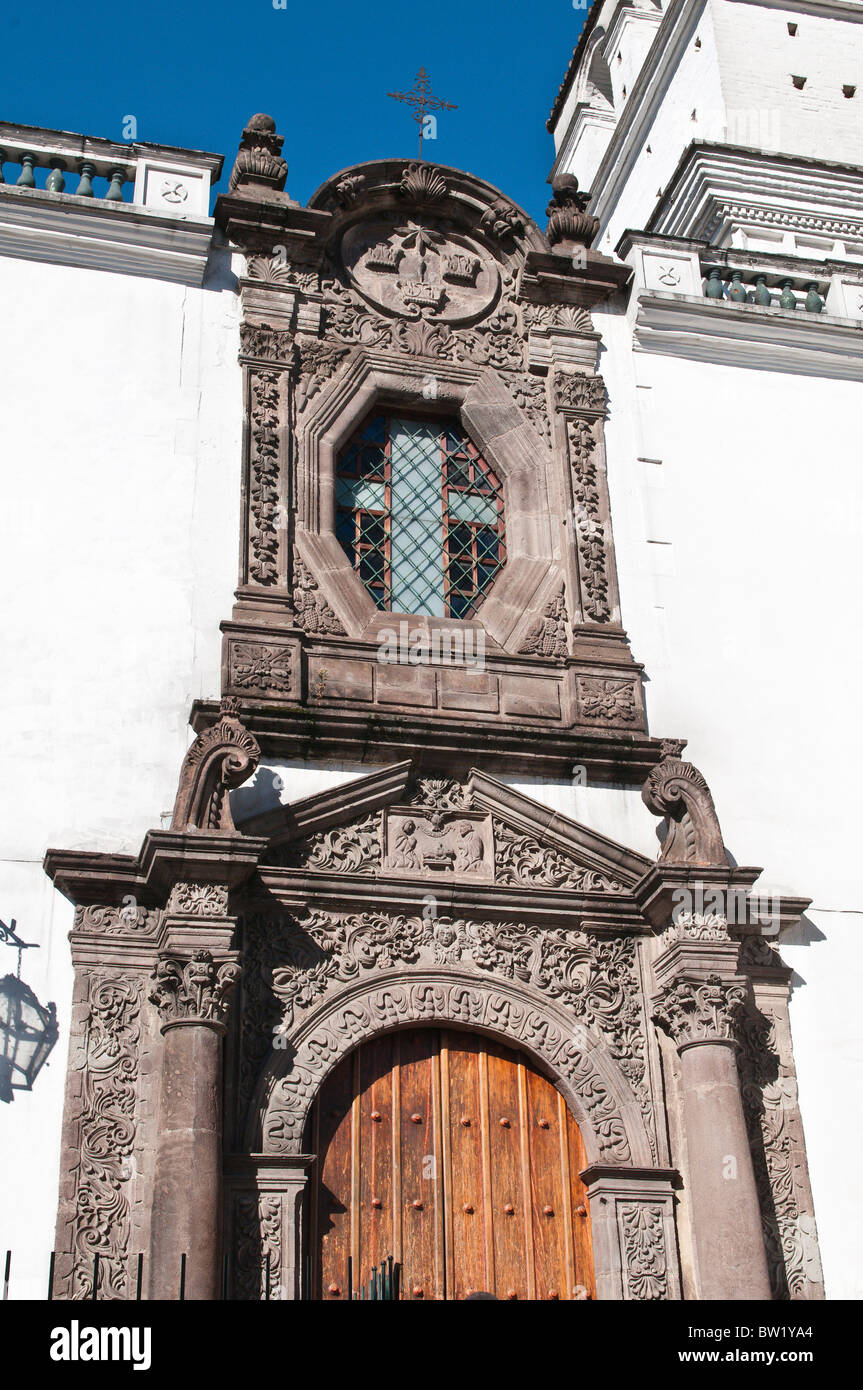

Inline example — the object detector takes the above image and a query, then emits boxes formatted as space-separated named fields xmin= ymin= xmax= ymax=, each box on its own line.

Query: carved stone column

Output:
xmin=148 ymin=925 xmax=240 ymax=1300
xmin=653 ymin=939 xmax=772 ymax=1301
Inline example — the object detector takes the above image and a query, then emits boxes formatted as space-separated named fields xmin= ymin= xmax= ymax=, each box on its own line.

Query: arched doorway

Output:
xmin=305 ymin=1027 xmax=595 ymax=1300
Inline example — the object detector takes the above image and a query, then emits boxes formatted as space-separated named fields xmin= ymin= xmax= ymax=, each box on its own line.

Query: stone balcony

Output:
xmin=0 ymin=121 xmax=223 ymax=285
xmin=617 ymin=229 xmax=863 ymax=379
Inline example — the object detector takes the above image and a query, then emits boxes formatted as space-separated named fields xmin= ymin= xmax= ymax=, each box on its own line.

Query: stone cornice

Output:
xmin=0 ymin=185 xmax=216 ymax=286
xmin=190 ymin=696 xmax=667 ymax=783
xmin=646 ymin=142 xmax=863 ymax=245
xmin=44 ymin=829 xmax=268 ymax=907
xmin=726 ymin=0 xmax=863 ymax=19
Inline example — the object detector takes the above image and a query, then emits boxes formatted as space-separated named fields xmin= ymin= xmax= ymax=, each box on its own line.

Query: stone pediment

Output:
xmin=241 ymin=761 xmax=650 ymax=897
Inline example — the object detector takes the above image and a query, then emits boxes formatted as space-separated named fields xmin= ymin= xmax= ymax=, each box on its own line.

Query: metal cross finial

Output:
xmin=388 ymin=67 xmax=458 ymax=158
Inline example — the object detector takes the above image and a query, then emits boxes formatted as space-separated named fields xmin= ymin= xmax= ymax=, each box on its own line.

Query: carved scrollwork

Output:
xmin=70 ymin=973 xmax=142 ymax=1299
xmin=567 ymin=419 xmax=611 ymax=622
xmin=642 ymin=747 xmax=728 ymax=867
xmin=248 ymin=371 xmax=281 ymax=586
xmin=267 ymin=812 xmax=382 ymax=874
xmin=493 ymin=821 xmax=624 ymax=893
xmin=74 ymin=904 xmax=161 ymax=936
xmin=509 ymin=373 xmax=551 ymax=442
xmin=149 ymin=950 xmax=241 ymax=1028
xmin=229 ymin=641 xmax=294 ymax=695
xmin=170 ymin=697 xmax=260 ymax=833
xmin=233 ymin=1193 xmax=281 ymax=1300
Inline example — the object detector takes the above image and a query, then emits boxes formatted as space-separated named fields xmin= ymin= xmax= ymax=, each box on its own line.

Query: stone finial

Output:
xmin=170 ymin=698 xmax=261 ymax=834
xmin=545 ymin=173 xmax=599 ymax=249
xmin=652 ymin=973 xmax=747 ymax=1049
xmin=228 ymin=113 xmax=288 ymax=194
xmin=149 ymin=949 xmax=241 ymax=1028
xmin=642 ymin=745 xmax=729 ymax=867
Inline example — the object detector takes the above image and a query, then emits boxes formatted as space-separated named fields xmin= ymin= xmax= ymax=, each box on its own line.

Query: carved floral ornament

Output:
xmin=170 ymin=697 xmax=260 ymax=834
xmin=149 ymin=950 xmax=241 ymax=1029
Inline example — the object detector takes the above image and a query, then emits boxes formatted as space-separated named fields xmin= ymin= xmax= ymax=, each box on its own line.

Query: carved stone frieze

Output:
xmin=383 ymin=807 xmax=492 ymax=880
xmin=555 ymin=371 xmax=608 ymax=416
xmin=149 ymin=950 xmax=241 ymax=1028
xmin=74 ymin=904 xmax=161 ymax=936
xmin=653 ymin=973 xmax=748 ymax=1048
xmin=493 ymin=820 xmax=625 ymax=893
xmin=248 ymin=370 xmax=281 ymax=586
xmin=668 ymin=911 xmax=730 ymax=943
xmin=618 ymin=1202 xmax=669 ymax=1301
xmin=266 ymin=812 xmax=382 ymax=874
xmin=525 ymin=303 xmax=593 ymax=333
xmin=342 ymin=221 xmax=499 ymax=324
xmin=229 ymin=641 xmax=295 ymax=695
xmin=239 ymin=322 xmax=295 ymax=364
xmin=577 ymin=676 xmax=638 ymax=724
xmin=245 ymin=257 xmax=318 ymax=291
xmin=166 ymin=882 xmax=230 ymax=917
xmin=519 ymin=584 xmax=569 ymax=658
xmin=70 ymin=973 xmax=143 ymax=1298
xmin=292 ymin=550 xmax=345 ymax=635
xmin=567 ymin=419 xmax=612 ymax=622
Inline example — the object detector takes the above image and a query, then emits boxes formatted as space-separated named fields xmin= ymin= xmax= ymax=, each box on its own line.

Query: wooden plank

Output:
xmin=444 ymin=1031 xmax=488 ymax=1299
xmin=566 ymin=1102 xmax=596 ymax=1299
xmin=439 ymin=1035 xmax=455 ymax=1299
xmin=525 ymin=1067 xmax=567 ymax=1301
xmin=358 ymin=1035 xmax=395 ymax=1283
xmin=516 ymin=1059 xmax=537 ymax=1300
xmin=391 ymin=1032 xmax=402 ymax=1283
xmin=556 ymin=1089 xmax=577 ymax=1301
xmin=477 ymin=1043 xmax=496 ymax=1294
xmin=485 ymin=1040 xmax=528 ymax=1301
xmin=431 ymin=1034 xmax=445 ymax=1300
xmin=398 ymin=1029 xmax=439 ymax=1300
xmin=316 ymin=1052 xmax=354 ymax=1300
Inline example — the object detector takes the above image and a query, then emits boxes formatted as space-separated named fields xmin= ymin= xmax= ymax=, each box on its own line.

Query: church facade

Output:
xmin=1 ymin=0 xmax=859 ymax=1303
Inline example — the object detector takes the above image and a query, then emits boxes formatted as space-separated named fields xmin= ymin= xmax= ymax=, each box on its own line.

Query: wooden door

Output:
xmin=306 ymin=1028 xmax=594 ymax=1300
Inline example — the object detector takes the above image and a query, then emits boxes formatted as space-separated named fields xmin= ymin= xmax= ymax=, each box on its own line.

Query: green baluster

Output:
xmin=45 ymin=159 xmax=66 ymax=193
xmin=16 ymin=153 xmax=36 ymax=188
xmin=779 ymin=279 xmax=797 ymax=310
xmin=0 ymin=150 xmax=5 ymax=185
xmin=105 ymin=166 xmax=126 ymax=201
xmin=726 ymin=269 xmax=747 ymax=302
xmin=704 ymin=268 xmax=725 ymax=299
xmin=753 ymin=275 xmax=772 ymax=307
xmin=76 ymin=160 xmax=96 ymax=197
xmin=804 ymin=282 xmax=823 ymax=313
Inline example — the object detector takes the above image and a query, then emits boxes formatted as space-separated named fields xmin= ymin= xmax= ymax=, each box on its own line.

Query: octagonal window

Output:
xmin=335 ymin=412 xmax=506 ymax=618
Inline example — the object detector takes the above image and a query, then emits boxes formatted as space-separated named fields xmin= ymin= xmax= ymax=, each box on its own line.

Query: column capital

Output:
xmin=149 ymin=948 xmax=241 ymax=1032
xmin=652 ymin=971 xmax=748 ymax=1051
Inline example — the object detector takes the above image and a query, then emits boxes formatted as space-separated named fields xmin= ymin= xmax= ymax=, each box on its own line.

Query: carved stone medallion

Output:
xmin=340 ymin=222 xmax=500 ymax=324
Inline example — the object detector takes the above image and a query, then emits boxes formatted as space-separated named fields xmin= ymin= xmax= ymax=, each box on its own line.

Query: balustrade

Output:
xmin=702 ymin=264 xmax=825 ymax=311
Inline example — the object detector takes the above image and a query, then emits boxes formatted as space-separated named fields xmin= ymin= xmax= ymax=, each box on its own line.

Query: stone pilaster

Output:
xmin=652 ymin=921 xmax=772 ymax=1301
xmin=148 ymin=897 xmax=240 ymax=1301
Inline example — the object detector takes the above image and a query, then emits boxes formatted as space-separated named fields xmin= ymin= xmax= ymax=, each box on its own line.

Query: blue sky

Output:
xmin=1 ymin=0 xmax=587 ymax=224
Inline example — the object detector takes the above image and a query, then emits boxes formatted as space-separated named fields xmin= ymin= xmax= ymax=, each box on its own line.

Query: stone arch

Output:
xmin=248 ymin=968 xmax=654 ymax=1167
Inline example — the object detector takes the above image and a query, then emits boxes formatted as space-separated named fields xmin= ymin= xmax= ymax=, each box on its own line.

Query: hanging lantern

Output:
xmin=0 ymin=973 xmax=58 ymax=1102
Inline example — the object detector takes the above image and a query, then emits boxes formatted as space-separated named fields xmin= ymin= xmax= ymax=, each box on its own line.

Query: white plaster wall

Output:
xmin=594 ymin=297 xmax=863 ymax=1297
xmin=0 ymin=243 xmax=243 ymax=1296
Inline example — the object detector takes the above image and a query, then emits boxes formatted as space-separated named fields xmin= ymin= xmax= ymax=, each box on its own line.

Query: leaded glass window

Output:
xmin=335 ymin=414 xmax=506 ymax=618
